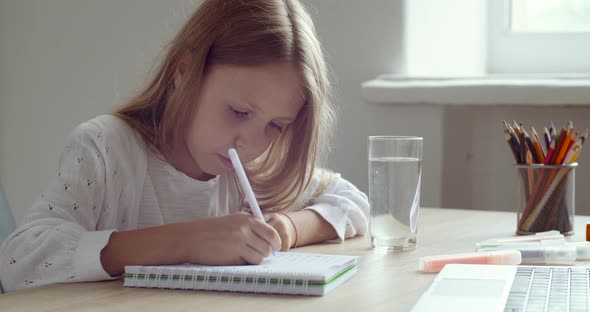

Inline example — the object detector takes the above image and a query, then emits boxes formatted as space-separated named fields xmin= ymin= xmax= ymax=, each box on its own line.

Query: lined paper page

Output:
xmin=126 ymin=252 xmax=357 ymax=281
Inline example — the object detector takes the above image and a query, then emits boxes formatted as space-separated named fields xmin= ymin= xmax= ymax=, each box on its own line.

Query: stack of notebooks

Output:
xmin=124 ymin=252 xmax=358 ymax=296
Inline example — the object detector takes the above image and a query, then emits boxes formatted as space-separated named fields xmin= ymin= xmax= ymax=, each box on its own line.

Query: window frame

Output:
xmin=487 ymin=0 xmax=590 ymax=74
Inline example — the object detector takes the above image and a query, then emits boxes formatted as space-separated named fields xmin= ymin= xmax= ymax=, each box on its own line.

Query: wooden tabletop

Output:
xmin=2 ymin=208 xmax=590 ymax=311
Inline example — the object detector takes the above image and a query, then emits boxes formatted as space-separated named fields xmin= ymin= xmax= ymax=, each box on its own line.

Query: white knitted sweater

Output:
xmin=0 ymin=115 xmax=369 ymax=292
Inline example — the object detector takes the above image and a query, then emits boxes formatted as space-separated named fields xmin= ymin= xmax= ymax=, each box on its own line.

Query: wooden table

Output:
xmin=2 ymin=208 xmax=590 ymax=311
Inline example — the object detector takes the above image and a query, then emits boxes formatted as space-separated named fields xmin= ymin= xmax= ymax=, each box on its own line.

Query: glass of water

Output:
xmin=368 ymin=136 xmax=423 ymax=251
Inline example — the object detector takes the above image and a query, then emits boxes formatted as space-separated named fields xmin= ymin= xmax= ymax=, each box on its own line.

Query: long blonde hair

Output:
xmin=114 ymin=0 xmax=335 ymax=211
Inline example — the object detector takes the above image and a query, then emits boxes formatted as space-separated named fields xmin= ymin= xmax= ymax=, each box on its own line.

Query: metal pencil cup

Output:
xmin=515 ymin=163 xmax=577 ymax=236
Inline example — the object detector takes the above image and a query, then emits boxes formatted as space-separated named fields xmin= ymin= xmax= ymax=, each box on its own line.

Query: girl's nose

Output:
xmin=235 ymin=126 xmax=269 ymax=155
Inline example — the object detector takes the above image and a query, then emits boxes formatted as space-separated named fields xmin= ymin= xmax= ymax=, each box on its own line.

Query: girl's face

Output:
xmin=179 ymin=63 xmax=304 ymax=180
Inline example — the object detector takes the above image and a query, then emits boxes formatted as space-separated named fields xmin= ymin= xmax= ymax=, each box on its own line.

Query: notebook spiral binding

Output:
xmin=129 ymin=266 xmax=316 ymax=293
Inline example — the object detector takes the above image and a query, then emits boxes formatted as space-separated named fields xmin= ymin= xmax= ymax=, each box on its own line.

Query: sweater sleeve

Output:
xmin=299 ymin=169 xmax=369 ymax=242
xmin=0 ymin=122 xmax=117 ymax=292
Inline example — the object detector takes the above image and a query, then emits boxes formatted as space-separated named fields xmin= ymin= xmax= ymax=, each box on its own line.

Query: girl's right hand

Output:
xmin=180 ymin=212 xmax=281 ymax=265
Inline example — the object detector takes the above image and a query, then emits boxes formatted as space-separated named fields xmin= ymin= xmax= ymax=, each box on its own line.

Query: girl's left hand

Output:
xmin=264 ymin=213 xmax=296 ymax=251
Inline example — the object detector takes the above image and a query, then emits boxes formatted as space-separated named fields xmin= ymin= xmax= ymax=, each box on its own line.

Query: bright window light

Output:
xmin=488 ymin=0 xmax=590 ymax=73
xmin=511 ymin=0 xmax=590 ymax=32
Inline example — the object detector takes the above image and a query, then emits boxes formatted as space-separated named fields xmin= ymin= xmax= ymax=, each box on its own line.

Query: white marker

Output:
xmin=228 ymin=148 xmax=277 ymax=255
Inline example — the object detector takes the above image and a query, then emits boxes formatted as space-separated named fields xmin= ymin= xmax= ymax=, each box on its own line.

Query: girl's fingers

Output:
xmin=266 ymin=215 xmax=292 ymax=251
xmin=241 ymin=240 xmax=270 ymax=265
xmin=251 ymin=219 xmax=282 ymax=252
xmin=248 ymin=230 xmax=274 ymax=256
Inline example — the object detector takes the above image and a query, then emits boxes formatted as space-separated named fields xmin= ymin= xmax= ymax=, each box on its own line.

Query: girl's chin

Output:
xmin=201 ymin=163 xmax=229 ymax=178
xmin=194 ymin=170 xmax=218 ymax=181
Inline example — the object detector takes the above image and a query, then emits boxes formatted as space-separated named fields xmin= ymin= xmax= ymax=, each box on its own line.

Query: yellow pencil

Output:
xmin=571 ymin=143 xmax=583 ymax=162
xmin=530 ymin=130 xmax=545 ymax=164
xmin=564 ymin=143 xmax=581 ymax=164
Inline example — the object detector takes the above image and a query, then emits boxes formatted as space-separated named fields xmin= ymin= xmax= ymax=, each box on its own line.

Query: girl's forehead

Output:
xmin=209 ymin=63 xmax=302 ymax=89
xmin=207 ymin=63 xmax=305 ymax=117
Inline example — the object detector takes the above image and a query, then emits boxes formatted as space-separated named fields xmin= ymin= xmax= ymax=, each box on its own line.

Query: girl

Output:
xmin=0 ymin=0 xmax=368 ymax=291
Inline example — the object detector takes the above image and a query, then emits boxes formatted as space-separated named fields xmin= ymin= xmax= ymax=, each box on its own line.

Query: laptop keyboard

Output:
xmin=504 ymin=267 xmax=590 ymax=312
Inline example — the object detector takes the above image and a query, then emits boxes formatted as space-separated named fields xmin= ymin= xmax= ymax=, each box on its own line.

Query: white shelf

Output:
xmin=362 ymin=75 xmax=590 ymax=106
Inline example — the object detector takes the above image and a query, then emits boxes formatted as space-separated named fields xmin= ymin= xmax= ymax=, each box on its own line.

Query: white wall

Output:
xmin=301 ymin=0 xmax=443 ymax=209
xmin=2 ymin=0 xmax=447 ymax=223
xmin=404 ymin=0 xmax=487 ymax=76
xmin=0 ymin=0 xmax=197 ymax=222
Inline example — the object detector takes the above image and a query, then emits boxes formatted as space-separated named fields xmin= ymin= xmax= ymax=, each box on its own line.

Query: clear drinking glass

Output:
xmin=368 ymin=136 xmax=423 ymax=251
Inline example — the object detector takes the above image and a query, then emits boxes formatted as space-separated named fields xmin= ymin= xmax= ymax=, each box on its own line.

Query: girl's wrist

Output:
xmin=278 ymin=212 xmax=298 ymax=248
xmin=100 ymin=223 xmax=188 ymax=276
xmin=173 ymin=221 xmax=196 ymax=263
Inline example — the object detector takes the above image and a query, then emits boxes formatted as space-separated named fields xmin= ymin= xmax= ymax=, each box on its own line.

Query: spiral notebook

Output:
xmin=124 ymin=252 xmax=358 ymax=296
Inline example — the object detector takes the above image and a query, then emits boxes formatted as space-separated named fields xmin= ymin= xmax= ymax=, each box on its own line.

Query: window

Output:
xmin=488 ymin=0 xmax=590 ymax=74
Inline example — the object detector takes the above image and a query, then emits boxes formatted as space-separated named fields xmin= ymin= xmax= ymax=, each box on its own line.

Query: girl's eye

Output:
xmin=269 ymin=122 xmax=283 ymax=132
xmin=229 ymin=106 xmax=249 ymax=119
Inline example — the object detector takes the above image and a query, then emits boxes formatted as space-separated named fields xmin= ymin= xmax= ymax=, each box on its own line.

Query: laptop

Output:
xmin=412 ymin=264 xmax=590 ymax=312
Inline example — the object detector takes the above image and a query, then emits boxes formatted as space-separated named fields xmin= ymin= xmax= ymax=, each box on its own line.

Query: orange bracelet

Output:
xmin=279 ymin=212 xmax=298 ymax=248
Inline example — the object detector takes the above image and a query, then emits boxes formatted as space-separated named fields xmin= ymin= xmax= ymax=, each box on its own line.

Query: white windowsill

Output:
xmin=362 ymin=74 xmax=590 ymax=106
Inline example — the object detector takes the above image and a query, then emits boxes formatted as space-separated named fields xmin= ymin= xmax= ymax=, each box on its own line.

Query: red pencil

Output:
xmin=544 ymin=140 xmax=556 ymax=165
